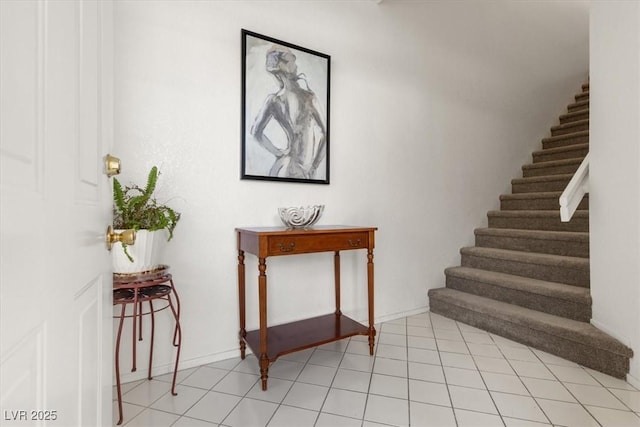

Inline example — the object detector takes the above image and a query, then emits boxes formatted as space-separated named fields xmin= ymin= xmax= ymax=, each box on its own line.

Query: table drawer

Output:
xmin=267 ymin=232 xmax=370 ymax=256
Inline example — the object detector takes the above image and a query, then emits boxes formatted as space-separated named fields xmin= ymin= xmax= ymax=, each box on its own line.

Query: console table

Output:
xmin=236 ymin=225 xmax=377 ymax=390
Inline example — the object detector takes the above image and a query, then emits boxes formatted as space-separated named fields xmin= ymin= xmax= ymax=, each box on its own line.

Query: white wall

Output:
xmin=590 ymin=1 xmax=640 ymax=386
xmin=113 ymin=0 xmax=589 ymax=380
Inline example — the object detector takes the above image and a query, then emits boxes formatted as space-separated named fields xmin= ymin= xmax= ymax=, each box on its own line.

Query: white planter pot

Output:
xmin=111 ymin=229 xmax=168 ymax=274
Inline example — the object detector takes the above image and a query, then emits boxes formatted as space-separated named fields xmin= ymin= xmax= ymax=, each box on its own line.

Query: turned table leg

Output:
xmin=238 ymin=249 xmax=246 ymax=359
xmin=258 ymin=257 xmax=269 ymax=390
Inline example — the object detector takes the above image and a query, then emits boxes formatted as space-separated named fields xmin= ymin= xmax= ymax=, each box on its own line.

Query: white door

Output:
xmin=1 ymin=1 xmax=114 ymax=426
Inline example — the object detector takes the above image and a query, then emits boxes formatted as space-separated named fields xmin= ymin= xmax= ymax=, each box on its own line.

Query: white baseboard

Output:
xmin=627 ymin=371 xmax=640 ymax=389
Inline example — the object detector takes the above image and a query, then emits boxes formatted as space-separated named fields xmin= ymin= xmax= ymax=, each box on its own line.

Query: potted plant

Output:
xmin=112 ymin=166 xmax=181 ymax=273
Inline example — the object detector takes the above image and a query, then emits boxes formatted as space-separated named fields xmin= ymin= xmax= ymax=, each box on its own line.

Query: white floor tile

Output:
xmin=437 ymin=339 xmax=470 ymax=354
xmin=490 ymin=391 xmax=548 ymax=423
xmin=124 ymin=408 xmax=180 ymax=426
xmin=473 ymin=355 xmax=515 ymax=375
xmin=150 ymin=384 xmax=207 ymax=415
xmin=585 ymin=405 xmax=640 ymax=426
xmin=308 ymin=349 xmax=343 ymax=367
xmin=381 ymin=322 xmax=406 ymax=335
xmin=448 ymin=385 xmax=498 ymax=414
xmin=281 ymin=382 xmax=328 ymax=411
xmin=112 ymin=400 xmax=145 ymax=425
xmin=280 ymin=347 xmax=314 ymax=363
xmin=461 ymin=331 xmax=495 ymax=345
xmin=268 ymin=405 xmax=318 ymax=427
xmin=535 ymin=398 xmax=600 ymax=426
xmin=502 ymin=417 xmax=551 ymax=427
xmin=315 ymin=412 xmax=361 ymax=427
xmin=364 ymin=394 xmax=409 ymax=426
xmin=370 ymin=373 xmax=408 ymax=399
xmin=546 ymin=364 xmax=601 ymax=386
xmin=434 ymin=328 xmax=464 ymax=341
xmin=183 ymin=391 xmax=241 ymax=424
xmin=531 ymin=349 xmax=579 ymax=368
xmin=373 ymin=357 xmax=408 ymax=377
xmin=500 ymin=346 xmax=538 ymax=362
xmin=520 ymin=377 xmax=576 ymax=402
xmin=409 ymin=401 xmax=456 ymax=426
xmin=172 ymin=415 xmax=219 ymax=426
xmin=481 ymin=371 xmax=529 ymax=395
xmin=454 ymin=408 xmax=503 ymax=426
xmin=246 ymin=377 xmax=293 ymax=403
xmin=376 ymin=343 xmax=408 ymax=361
xmin=297 ymin=363 xmax=337 ymax=387
xmin=155 ymin=367 xmax=197 ymax=385
xmin=585 ymin=368 xmax=640 ymax=390
xmin=346 ymin=339 xmax=372 ymax=355
xmin=339 ymin=353 xmax=375 ymax=372
xmin=208 ymin=356 xmax=242 ymax=371
xmin=379 ymin=331 xmax=408 ymax=347
xmin=180 ymin=366 xmax=227 ymax=390
xmin=211 ymin=371 xmax=259 ymax=396
xmin=221 ymin=397 xmax=278 ymax=427
xmin=122 ymin=380 xmax=172 ymax=407
xmin=408 ymin=379 xmax=451 ymax=406
xmin=406 ymin=313 xmax=431 ymax=327
xmin=332 ymin=368 xmax=372 ymax=393
xmin=467 ymin=343 xmax=503 ymax=358
xmin=318 ymin=339 xmax=349 ymax=353
xmin=408 ymin=347 xmax=441 ymax=365
xmin=444 ymin=366 xmax=486 ymax=389
xmin=564 ymin=382 xmax=629 ymax=410
xmin=268 ymin=359 xmax=305 ymax=381
xmin=322 ymin=388 xmax=367 ymax=419
xmin=407 ymin=335 xmax=438 ymax=350
xmin=609 ymin=388 xmax=640 ymax=411
xmin=440 ymin=352 xmax=476 ymax=370
xmin=408 ymin=361 xmax=446 ymax=383
xmin=407 ymin=325 xmax=435 ymax=338
xmin=509 ymin=360 xmax=555 ymax=380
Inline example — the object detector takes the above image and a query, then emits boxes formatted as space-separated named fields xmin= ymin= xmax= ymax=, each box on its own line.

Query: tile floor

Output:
xmin=114 ymin=312 xmax=640 ymax=426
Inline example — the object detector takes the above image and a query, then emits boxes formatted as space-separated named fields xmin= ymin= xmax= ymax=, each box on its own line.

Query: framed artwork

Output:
xmin=241 ymin=29 xmax=330 ymax=184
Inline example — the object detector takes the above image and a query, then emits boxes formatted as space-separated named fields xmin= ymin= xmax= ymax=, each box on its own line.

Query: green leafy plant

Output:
xmin=113 ymin=166 xmax=181 ymax=262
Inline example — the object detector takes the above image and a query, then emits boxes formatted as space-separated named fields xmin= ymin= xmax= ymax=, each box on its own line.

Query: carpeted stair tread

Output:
xmin=511 ymin=174 xmax=573 ymax=193
xmin=474 ymin=227 xmax=589 ymax=258
xmin=522 ymin=157 xmax=584 ymax=177
xmin=500 ymin=191 xmax=589 ymax=211
xmin=444 ymin=266 xmax=591 ymax=321
xmin=574 ymin=91 xmax=589 ymax=103
xmin=560 ymin=109 xmax=589 ymax=124
xmin=445 ymin=266 xmax=590 ymax=302
xmin=428 ymin=288 xmax=633 ymax=378
xmin=542 ymin=130 xmax=589 ymax=150
xmin=532 ymin=143 xmax=589 ymax=163
xmin=567 ymin=99 xmax=589 ymax=113
xmin=487 ymin=209 xmax=588 ymax=232
xmin=460 ymin=246 xmax=589 ymax=287
xmin=551 ymin=119 xmax=589 ymax=136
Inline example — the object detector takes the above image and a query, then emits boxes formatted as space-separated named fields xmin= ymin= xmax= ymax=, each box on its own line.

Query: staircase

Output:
xmin=428 ymin=82 xmax=634 ymax=379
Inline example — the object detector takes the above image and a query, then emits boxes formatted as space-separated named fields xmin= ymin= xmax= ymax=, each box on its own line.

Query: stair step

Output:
xmin=574 ymin=91 xmax=589 ymax=103
xmin=567 ymin=99 xmax=589 ymax=113
xmin=488 ymin=210 xmax=588 ymax=232
xmin=444 ymin=266 xmax=591 ymax=321
xmin=500 ymin=192 xmax=588 ymax=211
xmin=532 ymin=143 xmax=588 ymax=163
xmin=512 ymin=174 xmax=573 ymax=193
xmin=427 ymin=288 xmax=633 ymax=379
xmin=542 ymin=131 xmax=589 ymax=150
xmin=582 ymin=82 xmax=590 ymax=92
xmin=475 ymin=228 xmax=589 ymax=258
xmin=551 ymin=119 xmax=589 ymax=136
xmin=460 ymin=246 xmax=590 ymax=287
xmin=559 ymin=109 xmax=589 ymax=124
xmin=522 ymin=157 xmax=583 ymax=178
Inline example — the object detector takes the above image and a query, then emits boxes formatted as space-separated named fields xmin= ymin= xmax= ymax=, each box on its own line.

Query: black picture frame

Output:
xmin=241 ymin=29 xmax=330 ymax=184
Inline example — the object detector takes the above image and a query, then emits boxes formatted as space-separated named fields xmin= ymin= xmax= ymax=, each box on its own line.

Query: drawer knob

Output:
xmin=348 ymin=239 xmax=361 ymax=247
xmin=278 ymin=242 xmax=296 ymax=252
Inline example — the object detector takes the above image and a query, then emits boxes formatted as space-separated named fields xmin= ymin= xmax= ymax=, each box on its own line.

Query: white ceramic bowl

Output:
xmin=278 ymin=205 xmax=324 ymax=229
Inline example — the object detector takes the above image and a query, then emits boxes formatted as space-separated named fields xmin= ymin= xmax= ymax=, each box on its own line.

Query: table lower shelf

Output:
xmin=244 ymin=313 xmax=371 ymax=362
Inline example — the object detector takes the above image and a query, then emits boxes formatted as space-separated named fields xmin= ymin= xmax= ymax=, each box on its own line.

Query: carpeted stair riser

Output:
xmin=522 ymin=158 xmax=584 ymax=177
xmin=532 ymin=143 xmax=589 ymax=163
xmin=474 ymin=228 xmax=589 ymax=258
xmin=560 ymin=109 xmax=589 ymax=124
xmin=574 ymin=92 xmax=589 ymax=103
xmin=428 ymin=289 xmax=631 ymax=379
xmin=567 ymin=99 xmax=589 ymax=113
xmin=445 ymin=267 xmax=591 ymax=321
xmin=512 ymin=175 xmax=573 ymax=193
xmin=551 ymin=119 xmax=589 ymax=136
xmin=487 ymin=210 xmax=589 ymax=232
xmin=542 ymin=131 xmax=589 ymax=150
xmin=460 ymin=247 xmax=590 ymax=287
xmin=500 ymin=192 xmax=589 ymax=211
